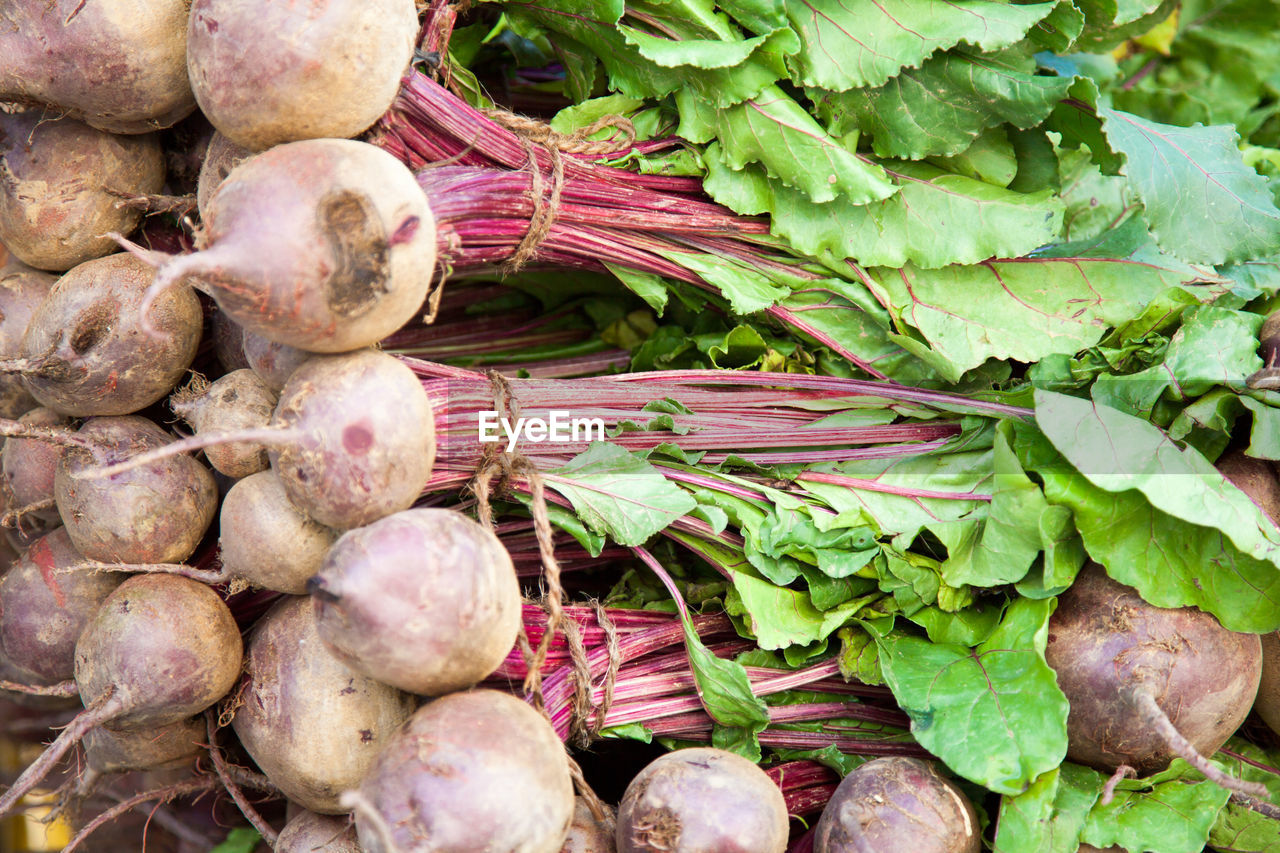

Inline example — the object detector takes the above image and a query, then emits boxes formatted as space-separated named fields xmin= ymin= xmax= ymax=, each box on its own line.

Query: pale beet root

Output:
xmin=241 ymin=328 xmax=313 ymax=393
xmin=187 ymin=0 xmax=417 ymax=151
xmin=350 ymin=689 xmax=574 ymax=853
xmin=0 ymin=0 xmax=195 ymax=134
xmin=142 ymin=138 xmax=437 ymax=353
xmin=1254 ymin=631 xmax=1280 ymax=737
xmin=232 ymin=594 xmax=415 ymax=814
xmin=79 ymin=348 xmax=435 ymax=530
xmin=277 ymin=811 xmax=361 ymax=853
xmin=813 ymin=757 xmax=979 ymax=853
xmin=83 ymin=713 xmax=204 ymax=776
xmin=170 ymin=370 xmax=276 ymax=479
xmin=17 ymin=253 xmax=203 ymax=416
xmin=309 ymin=507 xmax=520 ymax=695
xmin=616 ymin=747 xmax=788 ymax=853
xmin=270 ymin=349 xmax=435 ymax=528
xmin=0 ymin=573 xmax=242 ymax=817
xmin=0 ymin=527 xmax=124 ymax=685
xmin=219 ymin=469 xmax=337 ymax=594
xmin=1045 ymin=563 xmax=1262 ymax=778
xmin=1217 ymin=449 xmax=1280 ymax=525
xmin=210 ymin=307 xmax=251 ymax=373
xmin=0 ymin=257 xmax=56 ymax=418
xmin=196 ymin=132 xmax=250 ymax=221
xmin=1262 ymin=310 xmax=1280 ymax=368
xmin=74 ymin=573 xmax=243 ymax=729
xmin=564 ymin=798 xmax=617 ymax=853
xmin=0 ymin=111 xmax=165 ymax=271
xmin=54 ymin=416 xmax=218 ymax=563
xmin=2 ymin=406 xmax=71 ymax=523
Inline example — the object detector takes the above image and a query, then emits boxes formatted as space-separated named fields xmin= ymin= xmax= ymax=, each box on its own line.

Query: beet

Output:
xmin=82 ymin=713 xmax=204 ymax=777
xmin=1216 ymin=449 xmax=1280 ymax=525
xmin=80 ymin=348 xmax=435 ymax=531
xmin=170 ymin=369 xmax=276 ymax=479
xmin=1045 ymin=564 xmax=1262 ymax=782
xmin=196 ymin=132 xmax=250 ymax=221
xmin=187 ymin=0 xmax=417 ymax=151
xmin=54 ymin=416 xmax=218 ymax=564
xmin=349 ymin=689 xmax=574 ymax=853
xmin=0 ymin=527 xmax=124 ymax=685
xmin=0 ymin=0 xmax=195 ymax=134
xmin=277 ymin=811 xmax=361 ymax=853
xmin=1254 ymin=631 xmax=1280 ymax=737
xmin=17 ymin=252 xmax=203 ymax=416
xmin=1261 ymin=310 xmax=1280 ymax=368
xmin=219 ymin=469 xmax=337 ymax=594
xmin=813 ymin=757 xmax=979 ymax=853
xmin=232 ymin=595 xmax=415 ymax=813
xmin=309 ymin=507 xmax=520 ymax=695
xmin=269 ymin=348 xmax=435 ymax=529
xmin=2 ymin=406 xmax=70 ymax=524
xmin=0 ymin=111 xmax=165 ymax=271
xmin=563 ymin=798 xmax=617 ymax=853
xmin=241 ymin=328 xmax=313 ymax=393
xmin=141 ymin=138 xmax=437 ymax=353
xmin=0 ymin=573 xmax=242 ymax=816
xmin=616 ymin=747 xmax=788 ymax=853
xmin=210 ymin=306 xmax=251 ymax=373
xmin=0 ymin=258 xmax=56 ymax=418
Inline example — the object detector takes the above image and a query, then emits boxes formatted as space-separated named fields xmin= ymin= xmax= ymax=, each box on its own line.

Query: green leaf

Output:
xmin=992 ymin=763 xmax=1104 ymax=853
xmin=1027 ymin=1 xmax=1086 ymax=53
xmin=703 ymin=147 xmax=1064 ymax=269
xmin=1057 ymin=145 xmax=1135 ymax=242
xmin=1098 ymin=108 xmax=1280 ymax=264
xmin=865 ymin=254 xmax=1217 ymax=383
xmin=876 ymin=598 xmax=1070 ymax=795
xmin=782 ymin=0 xmax=1058 ymax=91
xmin=545 ymin=443 xmax=697 ymax=546
xmin=929 ymin=126 xmax=1018 ymax=188
xmin=677 ymin=86 xmax=896 ymax=204
xmin=1210 ymin=740 xmax=1280 ymax=852
xmin=680 ymin=613 xmax=770 ymax=749
xmin=729 ymin=571 xmax=873 ymax=650
xmin=936 ymin=425 xmax=1051 ymax=588
xmin=816 ymin=48 xmax=1074 ymax=160
xmin=1016 ymin=409 xmax=1280 ymax=633
xmin=210 ymin=828 xmax=261 ymax=853
xmin=1080 ymin=760 xmax=1231 ymax=853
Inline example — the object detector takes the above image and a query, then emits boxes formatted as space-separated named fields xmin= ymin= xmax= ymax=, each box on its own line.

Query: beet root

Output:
xmin=0 ymin=527 xmax=124 ymax=684
xmin=74 ymin=573 xmax=243 ymax=730
xmin=0 ymin=574 xmax=242 ymax=817
xmin=145 ymin=138 xmax=437 ymax=353
xmin=563 ymin=798 xmax=617 ymax=853
xmin=2 ymin=406 xmax=70 ymax=524
xmin=813 ymin=757 xmax=979 ymax=853
xmin=1217 ymin=449 xmax=1280 ymax=526
xmin=196 ymin=132 xmax=250 ymax=221
xmin=1045 ymin=563 xmax=1262 ymax=779
xmin=55 ymin=416 xmax=218 ymax=564
xmin=170 ymin=369 xmax=277 ymax=479
xmin=18 ymin=252 xmax=203 ymax=416
xmin=0 ymin=258 xmax=56 ymax=418
xmin=241 ymin=327 xmax=313 ymax=392
xmin=219 ymin=469 xmax=337 ymax=594
xmin=0 ymin=0 xmax=195 ymax=134
xmin=0 ymin=111 xmax=165 ymax=271
xmin=276 ymin=811 xmax=361 ymax=853
xmin=187 ymin=0 xmax=418 ymax=151
xmin=309 ymin=507 xmax=520 ymax=695
xmin=231 ymin=595 xmax=415 ymax=813
xmin=270 ymin=348 xmax=435 ymax=529
xmin=616 ymin=747 xmax=788 ymax=853
xmin=1254 ymin=631 xmax=1280 ymax=737
xmin=349 ymin=689 xmax=574 ymax=853
xmin=83 ymin=713 xmax=204 ymax=776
